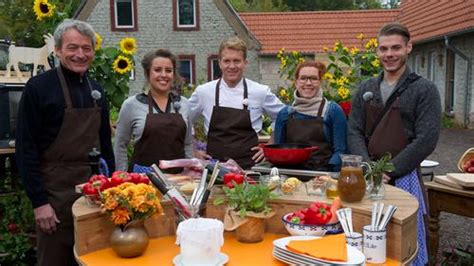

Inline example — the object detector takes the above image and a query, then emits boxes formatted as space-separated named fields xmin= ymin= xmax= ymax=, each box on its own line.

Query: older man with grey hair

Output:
xmin=16 ymin=19 xmax=114 ymax=265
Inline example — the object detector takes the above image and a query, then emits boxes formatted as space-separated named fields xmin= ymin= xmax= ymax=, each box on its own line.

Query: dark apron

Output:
xmin=286 ymin=99 xmax=332 ymax=170
xmin=366 ymin=97 xmax=408 ymax=160
xmin=131 ymin=93 xmax=186 ymax=169
xmin=206 ymin=79 xmax=258 ymax=169
xmin=37 ymin=66 xmax=100 ymax=266
xmin=364 ymin=77 xmax=429 ymax=248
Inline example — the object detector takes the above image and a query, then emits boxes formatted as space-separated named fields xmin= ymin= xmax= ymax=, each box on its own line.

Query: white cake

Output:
xmin=176 ymin=218 xmax=224 ymax=265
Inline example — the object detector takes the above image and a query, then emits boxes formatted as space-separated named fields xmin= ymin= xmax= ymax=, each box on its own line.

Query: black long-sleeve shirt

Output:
xmin=15 ymin=65 xmax=115 ymax=208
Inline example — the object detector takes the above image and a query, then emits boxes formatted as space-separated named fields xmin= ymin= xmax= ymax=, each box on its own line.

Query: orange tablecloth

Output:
xmin=78 ymin=233 xmax=401 ymax=265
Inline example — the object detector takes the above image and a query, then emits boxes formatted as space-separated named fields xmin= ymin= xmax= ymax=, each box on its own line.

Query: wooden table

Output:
xmin=73 ymin=185 xmax=419 ymax=264
xmin=425 ymin=181 xmax=474 ymax=264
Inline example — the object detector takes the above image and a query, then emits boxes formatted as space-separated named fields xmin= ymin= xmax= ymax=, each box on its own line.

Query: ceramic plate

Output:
xmin=273 ymin=249 xmax=332 ymax=265
xmin=173 ymin=252 xmax=229 ymax=266
xmin=273 ymin=235 xmax=365 ymax=265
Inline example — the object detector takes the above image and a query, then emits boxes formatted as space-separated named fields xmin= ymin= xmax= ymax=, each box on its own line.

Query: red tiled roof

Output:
xmin=239 ymin=10 xmax=400 ymax=54
xmin=398 ymin=0 xmax=474 ymax=43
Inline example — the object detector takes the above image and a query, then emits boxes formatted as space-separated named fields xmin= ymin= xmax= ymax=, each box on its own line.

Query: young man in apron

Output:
xmin=348 ymin=22 xmax=441 ymax=265
xmin=16 ymin=19 xmax=114 ymax=266
xmin=189 ymin=37 xmax=284 ymax=169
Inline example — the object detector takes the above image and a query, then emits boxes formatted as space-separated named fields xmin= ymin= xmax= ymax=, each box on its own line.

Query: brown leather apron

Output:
xmin=206 ymin=79 xmax=258 ymax=169
xmin=37 ymin=66 xmax=100 ymax=266
xmin=366 ymin=97 xmax=408 ymax=160
xmin=365 ymin=73 xmax=420 ymax=161
xmin=286 ymin=99 xmax=332 ymax=170
xmin=131 ymin=93 xmax=186 ymax=169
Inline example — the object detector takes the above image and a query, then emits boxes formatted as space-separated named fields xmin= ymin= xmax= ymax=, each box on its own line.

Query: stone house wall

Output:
xmin=84 ymin=0 xmax=260 ymax=95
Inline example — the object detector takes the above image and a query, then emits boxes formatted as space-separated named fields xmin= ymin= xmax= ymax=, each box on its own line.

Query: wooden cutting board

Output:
xmin=433 ymin=175 xmax=465 ymax=190
xmin=446 ymin=173 xmax=474 ymax=188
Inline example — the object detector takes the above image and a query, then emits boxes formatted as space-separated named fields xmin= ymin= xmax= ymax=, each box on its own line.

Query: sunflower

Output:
xmin=119 ymin=37 xmax=137 ymax=55
xmin=33 ymin=0 xmax=55 ymax=21
xmin=94 ymin=33 xmax=102 ymax=50
xmin=112 ymin=55 xmax=133 ymax=74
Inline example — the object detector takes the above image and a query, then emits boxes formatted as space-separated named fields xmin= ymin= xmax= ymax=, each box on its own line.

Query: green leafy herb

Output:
xmin=367 ymin=153 xmax=395 ymax=186
xmin=213 ymin=182 xmax=278 ymax=217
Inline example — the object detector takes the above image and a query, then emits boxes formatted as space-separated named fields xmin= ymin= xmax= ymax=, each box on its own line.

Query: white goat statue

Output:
xmin=5 ymin=34 xmax=55 ymax=78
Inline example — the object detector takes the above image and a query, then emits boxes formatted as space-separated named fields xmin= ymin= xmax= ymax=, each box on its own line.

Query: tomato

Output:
xmin=225 ymin=181 xmax=235 ymax=189
xmin=82 ymin=182 xmax=98 ymax=195
xmin=468 ymin=166 xmax=474 ymax=173
xmin=233 ymin=174 xmax=244 ymax=184
xmin=306 ymin=202 xmax=332 ymax=225
xmin=223 ymin=173 xmax=244 ymax=185
xmin=223 ymin=173 xmax=235 ymax=184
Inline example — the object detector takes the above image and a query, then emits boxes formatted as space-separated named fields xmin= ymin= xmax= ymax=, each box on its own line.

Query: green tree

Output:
xmin=0 ymin=0 xmax=80 ymax=47
xmin=229 ymin=0 xmax=287 ymax=12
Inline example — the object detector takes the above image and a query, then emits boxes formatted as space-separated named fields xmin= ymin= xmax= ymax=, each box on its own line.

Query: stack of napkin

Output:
xmin=286 ymin=234 xmax=348 ymax=262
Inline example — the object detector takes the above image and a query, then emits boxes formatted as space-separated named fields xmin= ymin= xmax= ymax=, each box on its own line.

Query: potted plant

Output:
xmin=101 ymin=182 xmax=163 ymax=258
xmin=366 ymin=154 xmax=395 ymax=200
xmin=214 ymin=182 xmax=278 ymax=243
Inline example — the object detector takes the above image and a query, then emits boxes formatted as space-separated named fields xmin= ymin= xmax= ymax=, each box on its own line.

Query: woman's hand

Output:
xmin=251 ymin=145 xmax=265 ymax=163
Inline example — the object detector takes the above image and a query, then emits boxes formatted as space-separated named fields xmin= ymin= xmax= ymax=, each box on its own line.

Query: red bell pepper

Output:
xmin=305 ymin=202 xmax=333 ymax=225
xmin=82 ymin=182 xmax=98 ymax=195
xmin=110 ymin=171 xmax=129 ymax=187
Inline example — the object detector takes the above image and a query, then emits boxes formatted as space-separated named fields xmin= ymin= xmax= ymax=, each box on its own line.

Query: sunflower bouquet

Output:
xmin=101 ymin=182 xmax=164 ymax=226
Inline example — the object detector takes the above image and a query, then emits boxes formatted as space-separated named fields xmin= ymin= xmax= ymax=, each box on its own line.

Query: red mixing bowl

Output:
xmin=260 ymin=143 xmax=319 ymax=166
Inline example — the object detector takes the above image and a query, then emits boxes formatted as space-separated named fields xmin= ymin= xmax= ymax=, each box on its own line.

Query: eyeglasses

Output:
xmin=297 ymin=76 xmax=320 ymax=83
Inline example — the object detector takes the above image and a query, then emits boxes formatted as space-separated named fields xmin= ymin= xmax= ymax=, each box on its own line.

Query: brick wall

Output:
xmin=85 ymin=0 xmax=260 ymax=95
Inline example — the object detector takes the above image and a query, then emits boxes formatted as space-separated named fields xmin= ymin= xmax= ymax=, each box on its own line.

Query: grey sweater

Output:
xmin=347 ymin=68 xmax=442 ymax=179
xmin=113 ymin=93 xmax=193 ymax=171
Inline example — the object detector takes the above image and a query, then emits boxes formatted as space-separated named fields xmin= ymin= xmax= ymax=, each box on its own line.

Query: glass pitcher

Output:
xmin=337 ymin=154 xmax=371 ymax=202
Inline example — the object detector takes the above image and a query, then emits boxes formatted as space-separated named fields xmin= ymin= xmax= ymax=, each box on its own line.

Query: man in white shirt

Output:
xmin=189 ymin=37 xmax=284 ymax=169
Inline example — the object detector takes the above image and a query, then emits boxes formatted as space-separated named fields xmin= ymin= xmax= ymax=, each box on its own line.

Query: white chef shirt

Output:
xmin=188 ymin=78 xmax=284 ymax=134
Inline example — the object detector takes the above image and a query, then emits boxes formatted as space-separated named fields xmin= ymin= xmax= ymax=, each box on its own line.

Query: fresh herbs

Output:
xmin=214 ymin=182 xmax=278 ymax=217
xmin=368 ymin=153 xmax=395 ymax=185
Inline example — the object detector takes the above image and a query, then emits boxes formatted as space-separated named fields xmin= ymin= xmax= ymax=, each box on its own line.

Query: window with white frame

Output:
xmin=178 ymin=55 xmax=195 ymax=85
xmin=208 ymin=55 xmax=221 ymax=81
xmin=173 ymin=0 xmax=199 ymax=30
xmin=111 ymin=0 xmax=137 ymax=31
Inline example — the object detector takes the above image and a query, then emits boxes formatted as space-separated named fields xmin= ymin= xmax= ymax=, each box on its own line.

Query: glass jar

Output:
xmin=337 ymin=154 xmax=370 ymax=202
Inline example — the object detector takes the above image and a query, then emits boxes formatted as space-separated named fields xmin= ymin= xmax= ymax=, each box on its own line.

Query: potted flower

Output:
xmin=366 ymin=154 xmax=395 ymax=200
xmin=214 ymin=182 xmax=278 ymax=243
xmin=101 ymin=182 xmax=163 ymax=258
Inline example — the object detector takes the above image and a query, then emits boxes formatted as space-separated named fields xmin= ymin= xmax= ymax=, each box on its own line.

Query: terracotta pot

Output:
xmin=235 ymin=217 xmax=265 ymax=243
xmin=110 ymin=221 xmax=149 ymax=258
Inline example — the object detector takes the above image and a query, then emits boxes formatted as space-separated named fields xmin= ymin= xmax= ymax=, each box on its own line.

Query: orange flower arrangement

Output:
xmin=101 ymin=182 xmax=163 ymax=226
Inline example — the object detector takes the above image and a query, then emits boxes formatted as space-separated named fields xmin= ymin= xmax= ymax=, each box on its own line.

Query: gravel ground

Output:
xmin=425 ymin=128 xmax=474 ymax=263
